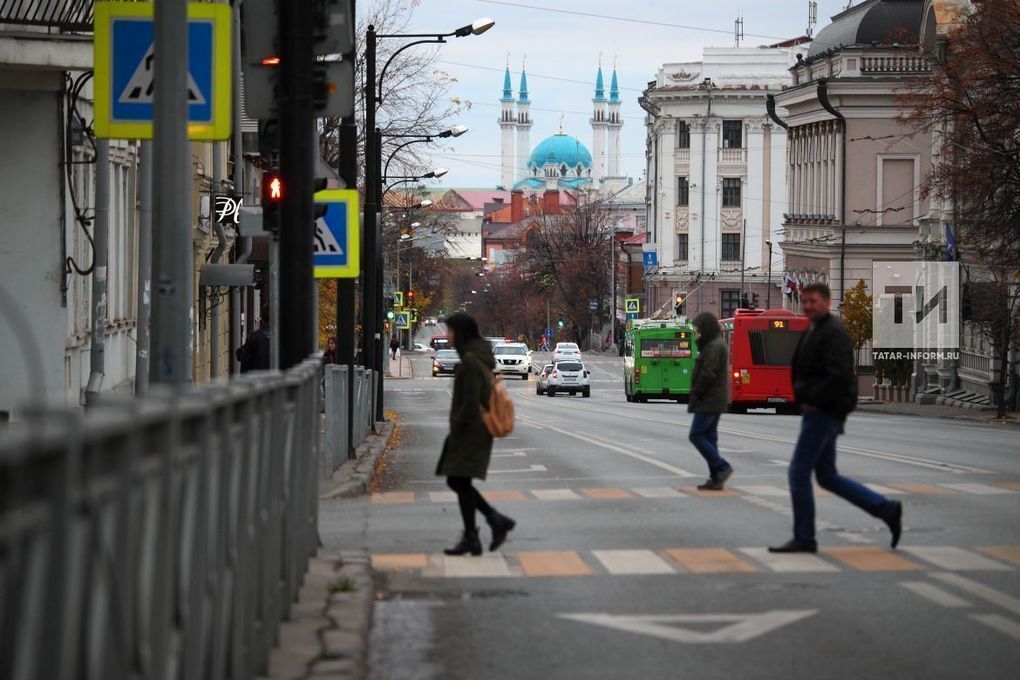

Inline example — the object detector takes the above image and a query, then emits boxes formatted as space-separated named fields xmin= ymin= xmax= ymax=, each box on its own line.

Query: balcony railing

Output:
xmin=719 ymin=147 xmax=746 ymax=164
xmin=0 ymin=0 xmax=94 ymax=32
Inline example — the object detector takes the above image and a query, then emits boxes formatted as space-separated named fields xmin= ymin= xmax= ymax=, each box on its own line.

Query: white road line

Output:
xmin=530 ymin=488 xmax=582 ymax=500
xmin=425 ymin=554 xmax=518 ymax=578
xmin=930 ymin=573 xmax=1020 ymax=617
xmin=518 ymin=415 xmax=698 ymax=478
xmin=588 ymin=363 xmax=619 ymax=379
xmin=428 ymin=491 xmax=457 ymax=503
xmin=488 ymin=464 xmax=548 ymax=474
xmin=939 ymin=483 xmax=1016 ymax=495
xmin=835 ymin=532 xmax=876 ymax=545
xmin=740 ymin=548 xmax=840 ymax=573
xmin=593 ymin=549 xmax=675 ymax=575
xmin=632 ymin=487 xmax=687 ymax=498
xmin=865 ymin=483 xmax=907 ymax=495
xmin=734 ymin=485 xmax=789 ymax=497
xmin=492 ymin=451 xmax=529 ymax=458
xmin=902 ymin=547 xmax=1013 ymax=571
xmin=900 ymin=581 xmax=973 ymax=608
xmin=971 ymin=614 xmax=1020 ymax=641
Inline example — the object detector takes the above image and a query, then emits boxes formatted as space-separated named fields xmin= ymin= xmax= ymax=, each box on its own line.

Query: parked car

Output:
xmin=432 ymin=349 xmax=461 ymax=376
xmin=552 ymin=342 xmax=582 ymax=363
xmin=492 ymin=343 xmax=531 ymax=380
xmin=535 ymin=363 xmax=554 ymax=395
xmin=413 ymin=342 xmax=434 ymax=354
xmin=546 ymin=360 xmax=591 ymax=397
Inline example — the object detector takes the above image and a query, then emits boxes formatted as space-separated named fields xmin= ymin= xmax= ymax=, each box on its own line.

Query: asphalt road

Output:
xmin=321 ymin=331 xmax=1020 ymax=680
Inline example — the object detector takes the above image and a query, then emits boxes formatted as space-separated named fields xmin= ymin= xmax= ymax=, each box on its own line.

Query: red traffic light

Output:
xmin=675 ymin=294 xmax=684 ymax=305
xmin=261 ymin=56 xmax=281 ymax=66
xmin=262 ymin=171 xmax=284 ymax=204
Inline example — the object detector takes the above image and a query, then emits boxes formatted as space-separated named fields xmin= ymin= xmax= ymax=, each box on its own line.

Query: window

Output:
xmin=748 ymin=330 xmax=805 ymax=366
xmin=676 ymin=233 xmax=689 ymax=262
xmin=722 ymin=120 xmax=742 ymax=149
xmin=722 ymin=178 xmax=742 ymax=208
xmin=721 ymin=290 xmax=741 ymax=319
xmin=721 ymin=233 xmax=741 ymax=262
xmin=677 ymin=177 xmax=689 ymax=207
xmin=676 ymin=121 xmax=690 ymax=149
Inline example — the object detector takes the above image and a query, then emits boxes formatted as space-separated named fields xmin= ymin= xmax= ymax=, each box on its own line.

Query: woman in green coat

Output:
xmin=437 ymin=313 xmax=516 ymax=556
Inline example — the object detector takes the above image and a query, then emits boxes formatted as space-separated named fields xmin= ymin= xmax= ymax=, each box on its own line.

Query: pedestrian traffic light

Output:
xmin=261 ymin=169 xmax=284 ymax=233
xmin=241 ymin=0 xmax=282 ymax=119
xmin=557 ymin=318 xmax=564 ymax=328
xmin=386 ymin=310 xmax=395 ymax=321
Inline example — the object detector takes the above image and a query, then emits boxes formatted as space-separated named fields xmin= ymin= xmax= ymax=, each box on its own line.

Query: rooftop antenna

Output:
xmin=807 ymin=1 xmax=818 ymax=38
xmin=734 ymin=15 xmax=744 ymax=47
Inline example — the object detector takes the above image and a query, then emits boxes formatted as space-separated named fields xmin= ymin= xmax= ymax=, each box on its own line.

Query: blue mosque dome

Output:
xmin=527 ymin=132 xmax=592 ymax=172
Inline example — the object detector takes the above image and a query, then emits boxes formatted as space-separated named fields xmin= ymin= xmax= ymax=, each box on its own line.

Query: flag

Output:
xmin=945 ymin=224 xmax=957 ymax=262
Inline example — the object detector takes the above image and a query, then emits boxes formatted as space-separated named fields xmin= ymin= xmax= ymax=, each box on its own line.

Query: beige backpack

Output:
xmin=480 ymin=373 xmax=515 ymax=438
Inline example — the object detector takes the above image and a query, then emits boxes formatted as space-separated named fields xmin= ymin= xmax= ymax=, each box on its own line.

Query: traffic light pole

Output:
xmin=364 ymin=26 xmax=382 ymax=425
xmin=278 ymin=0 xmax=316 ymax=369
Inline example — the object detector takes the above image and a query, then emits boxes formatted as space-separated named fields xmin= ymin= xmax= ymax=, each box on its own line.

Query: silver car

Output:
xmin=546 ymin=360 xmax=591 ymax=398
xmin=432 ymin=349 xmax=460 ymax=376
xmin=535 ymin=363 xmax=554 ymax=395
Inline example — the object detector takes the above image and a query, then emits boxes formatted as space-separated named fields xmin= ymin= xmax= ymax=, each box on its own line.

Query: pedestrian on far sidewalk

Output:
xmin=389 ymin=334 xmax=400 ymax=361
xmin=323 ymin=336 xmax=337 ymax=364
xmin=688 ymin=311 xmax=734 ymax=490
xmin=436 ymin=312 xmax=516 ymax=556
xmin=770 ymin=283 xmax=902 ymax=554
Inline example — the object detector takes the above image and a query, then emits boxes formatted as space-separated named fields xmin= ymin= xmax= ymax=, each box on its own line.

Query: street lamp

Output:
xmin=382 ymin=126 xmax=468 ymax=181
xmin=364 ymin=17 xmax=495 ymax=421
xmin=765 ymin=239 xmax=774 ymax=309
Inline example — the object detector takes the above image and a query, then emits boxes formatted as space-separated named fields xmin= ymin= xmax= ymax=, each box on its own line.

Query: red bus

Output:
xmin=719 ymin=309 xmax=810 ymax=414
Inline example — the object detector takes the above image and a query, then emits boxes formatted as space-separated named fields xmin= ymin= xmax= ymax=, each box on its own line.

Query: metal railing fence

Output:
xmin=322 ymin=365 xmax=376 ymax=478
xmin=0 ymin=358 xmax=322 ymax=680
xmin=0 ymin=0 xmax=95 ymax=32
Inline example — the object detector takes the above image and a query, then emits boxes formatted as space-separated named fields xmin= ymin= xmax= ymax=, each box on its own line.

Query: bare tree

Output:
xmin=319 ymin=0 xmax=466 ymax=183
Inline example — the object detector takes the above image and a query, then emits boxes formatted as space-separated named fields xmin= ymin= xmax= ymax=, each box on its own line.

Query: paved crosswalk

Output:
xmin=371 ymin=544 xmax=1020 ymax=579
xmin=368 ymin=481 xmax=1020 ymax=505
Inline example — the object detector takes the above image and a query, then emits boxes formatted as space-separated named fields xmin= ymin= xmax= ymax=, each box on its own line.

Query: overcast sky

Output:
xmin=403 ymin=0 xmax=858 ymax=187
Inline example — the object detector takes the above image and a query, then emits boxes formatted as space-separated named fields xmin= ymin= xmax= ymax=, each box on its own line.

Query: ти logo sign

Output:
xmin=872 ymin=262 xmax=960 ymax=356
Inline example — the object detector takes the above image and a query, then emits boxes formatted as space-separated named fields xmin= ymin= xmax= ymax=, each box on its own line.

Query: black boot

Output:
xmin=444 ymin=529 xmax=483 ymax=556
xmin=487 ymin=513 xmax=517 ymax=551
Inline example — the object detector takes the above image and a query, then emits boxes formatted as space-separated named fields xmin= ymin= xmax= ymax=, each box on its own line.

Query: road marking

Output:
xmin=977 ymin=546 xmax=1020 ymax=567
xmin=428 ymin=491 xmax=457 ymax=503
xmin=663 ymin=548 xmax=760 ymax=574
xmin=865 ymin=483 xmax=907 ymax=495
xmin=684 ymin=487 xmax=741 ymax=497
xmin=425 ymin=554 xmax=518 ymax=578
xmin=488 ymin=464 xmax=548 ymax=474
xmin=480 ymin=490 xmax=529 ymax=502
xmin=891 ymin=483 xmax=954 ymax=495
xmin=900 ymin=581 xmax=972 ymax=608
xmin=939 ymin=483 xmax=1016 ymax=495
xmin=492 ymin=451 xmax=529 ymax=458
xmin=995 ymin=482 xmax=1020 ymax=491
xmin=740 ymin=548 xmax=840 ymax=573
xmin=530 ymin=488 xmax=582 ymax=500
xmin=734 ymin=485 xmax=789 ymax=497
xmin=371 ymin=491 xmax=415 ymax=504
xmin=580 ymin=487 xmax=634 ymax=500
xmin=593 ymin=549 xmax=675 ymax=575
xmin=517 ymin=415 xmax=698 ymax=478
xmin=930 ymin=573 xmax=1020 ymax=616
xmin=631 ymin=487 xmax=687 ymax=498
xmin=557 ymin=610 xmax=817 ymax=644
xmin=835 ymin=532 xmax=876 ymax=545
xmin=371 ymin=553 xmax=429 ymax=570
xmin=517 ymin=551 xmax=593 ymax=577
xmin=902 ymin=547 xmax=1013 ymax=571
xmin=971 ymin=614 xmax=1020 ymax=641
xmin=822 ymin=547 xmax=923 ymax=572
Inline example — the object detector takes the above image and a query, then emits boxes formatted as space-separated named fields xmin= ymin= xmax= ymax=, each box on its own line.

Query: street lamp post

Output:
xmin=365 ymin=17 xmax=494 ymax=422
xmin=765 ymin=239 xmax=774 ymax=309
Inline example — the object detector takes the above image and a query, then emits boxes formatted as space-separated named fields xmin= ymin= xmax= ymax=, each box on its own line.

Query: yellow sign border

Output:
xmin=393 ymin=291 xmax=404 ymax=308
xmin=313 ymin=189 xmax=361 ymax=279
xmin=395 ymin=311 xmax=411 ymax=330
xmin=625 ymin=298 xmax=640 ymax=313
xmin=94 ymin=2 xmax=232 ymax=140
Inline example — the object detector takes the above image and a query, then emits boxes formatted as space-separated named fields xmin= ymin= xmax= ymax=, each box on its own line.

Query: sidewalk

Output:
xmin=387 ymin=353 xmax=412 ymax=379
xmin=857 ymin=398 xmax=1020 ymax=425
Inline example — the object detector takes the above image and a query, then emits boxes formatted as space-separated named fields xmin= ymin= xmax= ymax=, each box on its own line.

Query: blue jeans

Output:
xmin=789 ymin=409 xmax=895 ymax=546
xmin=689 ymin=413 xmax=731 ymax=477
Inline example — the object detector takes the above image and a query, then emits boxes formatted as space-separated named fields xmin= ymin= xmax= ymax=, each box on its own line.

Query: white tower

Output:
xmin=499 ymin=64 xmax=516 ymax=189
xmin=590 ymin=63 xmax=608 ymax=186
xmin=606 ymin=65 xmax=624 ymax=177
xmin=515 ymin=61 xmax=532 ymax=183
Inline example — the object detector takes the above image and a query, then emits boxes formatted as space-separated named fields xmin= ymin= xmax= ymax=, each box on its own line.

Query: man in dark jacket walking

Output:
xmin=770 ymin=283 xmax=902 ymax=553
xmin=436 ymin=312 xmax=516 ymax=556
xmin=688 ymin=312 xmax=734 ymax=490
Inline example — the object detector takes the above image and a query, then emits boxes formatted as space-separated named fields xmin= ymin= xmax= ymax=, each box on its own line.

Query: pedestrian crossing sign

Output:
xmin=394 ymin=311 xmax=411 ymax=330
xmin=625 ymin=298 xmax=640 ymax=314
xmin=393 ymin=291 xmax=404 ymax=308
xmin=94 ymin=2 xmax=232 ymax=140
xmin=313 ymin=189 xmax=361 ymax=279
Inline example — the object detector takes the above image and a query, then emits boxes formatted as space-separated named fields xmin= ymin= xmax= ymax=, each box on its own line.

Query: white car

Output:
xmin=546 ymin=360 xmax=591 ymax=397
xmin=413 ymin=342 xmax=434 ymax=354
xmin=535 ymin=363 xmax=554 ymax=395
xmin=493 ymin=343 xmax=531 ymax=380
xmin=552 ymin=342 xmax=582 ymax=363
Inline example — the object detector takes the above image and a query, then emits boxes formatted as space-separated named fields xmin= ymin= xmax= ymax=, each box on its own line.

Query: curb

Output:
xmin=319 ymin=421 xmax=396 ymax=500
xmin=258 ymin=550 xmax=374 ymax=680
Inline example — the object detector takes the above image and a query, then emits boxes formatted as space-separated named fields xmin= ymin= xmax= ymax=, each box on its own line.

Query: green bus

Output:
xmin=624 ymin=319 xmax=698 ymax=403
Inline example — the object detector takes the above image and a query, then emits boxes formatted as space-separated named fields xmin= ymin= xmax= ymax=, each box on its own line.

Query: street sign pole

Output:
xmin=150 ymin=0 xmax=193 ymax=385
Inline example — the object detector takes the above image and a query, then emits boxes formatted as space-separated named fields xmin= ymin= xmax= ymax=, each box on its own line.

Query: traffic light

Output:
xmin=241 ymin=0 xmax=281 ymax=120
xmin=407 ymin=290 xmax=415 ymax=306
xmin=557 ymin=317 xmax=565 ymax=328
xmin=674 ymin=293 xmax=685 ymax=317
xmin=261 ymin=169 xmax=284 ymax=233
xmin=386 ymin=310 xmax=395 ymax=321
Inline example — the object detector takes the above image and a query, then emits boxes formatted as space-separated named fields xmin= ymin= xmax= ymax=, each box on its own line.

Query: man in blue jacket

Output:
xmin=770 ymin=283 xmax=903 ymax=553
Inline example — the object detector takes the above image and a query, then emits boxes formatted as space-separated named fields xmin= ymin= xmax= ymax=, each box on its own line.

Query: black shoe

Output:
xmin=885 ymin=500 xmax=903 ymax=549
xmin=768 ymin=538 xmax=818 ymax=554
xmin=444 ymin=530 xmax=483 ymax=556
xmin=487 ymin=513 xmax=517 ymax=551
xmin=697 ymin=478 xmax=723 ymax=491
xmin=715 ymin=467 xmax=734 ymax=487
